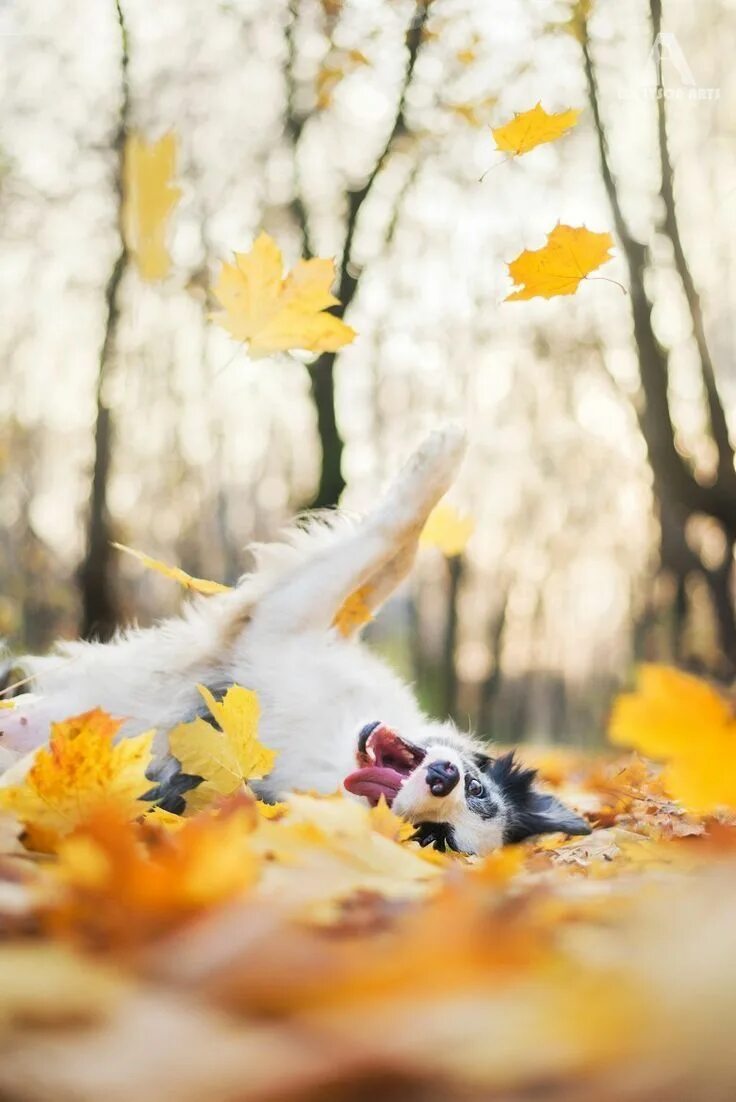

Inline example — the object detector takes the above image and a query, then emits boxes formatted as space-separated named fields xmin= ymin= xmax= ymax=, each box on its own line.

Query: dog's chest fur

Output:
xmin=223 ymin=633 xmax=426 ymax=798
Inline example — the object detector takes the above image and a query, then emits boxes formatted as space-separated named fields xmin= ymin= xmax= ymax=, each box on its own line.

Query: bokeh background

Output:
xmin=1 ymin=0 xmax=733 ymax=744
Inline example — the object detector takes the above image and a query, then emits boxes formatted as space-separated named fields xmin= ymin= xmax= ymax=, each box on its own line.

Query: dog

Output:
xmin=0 ymin=427 xmax=590 ymax=853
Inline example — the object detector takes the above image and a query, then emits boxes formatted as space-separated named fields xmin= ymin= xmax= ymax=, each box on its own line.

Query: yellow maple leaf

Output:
xmin=112 ymin=542 xmax=231 ymax=595
xmin=369 ymin=796 xmax=415 ymax=843
xmin=257 ymin=799 xmax=287 ymax=820
xmin=210 ymin=233 xmax=356 ymax=359
xmin=420 ymin=503 xmax=474 ymax=556
xmin=492 ymin=103 xmax=581 ymax=157
xmin=332 ymin=584 xmax=373 ymax=637
xmin=169 ymin=684 xmax=276 ymax=804
xmin=505 ymin=223 xmax=614 ymax=301
xmin=0 ymin=710 xmax=154 ymax=852
xmin=609 ymin=665 xmax=736 ymax=814
xmin=122 ymin=132 xmax=181 ymax=282
xmin=251 ymin=793 xmax=445 ymax=918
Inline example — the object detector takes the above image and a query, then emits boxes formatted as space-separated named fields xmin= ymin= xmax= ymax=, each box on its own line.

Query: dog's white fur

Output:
xmin=1 ymin=429 xmax=489 ymax=812
xmin=0 ymin=426 xmax=594 ymax=854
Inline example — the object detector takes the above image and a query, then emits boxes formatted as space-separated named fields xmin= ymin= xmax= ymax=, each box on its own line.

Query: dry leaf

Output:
xmin=113 ymin=542 xmax=231 ymax=595
xmin=251 ymin=793 xmax=446 ymax=919
xmin=506 ymin=223 xmax=614 ymax=301
xmin=609 ymin=664 xmax=736 ymax=814
xmin=0 ymin=710 xmax=154 ymax=852
xmin=420 ymin=503 xmax=474 ymax=556
xmin=210 ymin=233 xmax=356 ymax=359
xmin=492 ymin=103 xmax=581 ymax=157
xmin=368 ymin=796 xmax=415 ymax=843
xmin=46 ymin=801 xmax=259 ymax=949
xmin=169 ymin=684 xmax=276 ymax=807
xmin=123 ymin=132 xmax=181 ymax=282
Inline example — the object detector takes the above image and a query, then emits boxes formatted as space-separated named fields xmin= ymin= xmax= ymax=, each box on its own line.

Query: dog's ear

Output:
xmin=485 ymin=751 xmax=591 ymax=844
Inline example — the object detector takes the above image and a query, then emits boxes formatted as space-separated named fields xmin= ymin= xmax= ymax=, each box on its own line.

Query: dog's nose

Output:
xmin=426 ymin=760 xmax=460 ymax=797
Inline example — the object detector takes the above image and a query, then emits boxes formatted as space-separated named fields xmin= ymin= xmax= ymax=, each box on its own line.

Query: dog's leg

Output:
xmin=246 ymin=426 xmax=467 ymax=638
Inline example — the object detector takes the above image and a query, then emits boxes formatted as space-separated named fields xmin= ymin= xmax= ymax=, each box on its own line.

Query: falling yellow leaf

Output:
xmin=609 ymin=665 xmax=736 ymax=814
xmin=122 ymin=132 xmax=181 ymax=282
xmin=0 ymin=710 xmax=154 ymax=852
xmin=332 ymin=584 xmax=373 ymax=637
xmin=420 ymin=503 xmax=474 ymax=556
xmin=505 ymin=223 xmax=614 ymax=301
xmin=169 ymin=684 xmax=276 ymax=804
xmin=492 ymin=103 xmax=581 ymax=157
xmin=112 ymin=542 xmax=231 ymax=595
xmin=210 ymin=233 xmax=356 ymax=359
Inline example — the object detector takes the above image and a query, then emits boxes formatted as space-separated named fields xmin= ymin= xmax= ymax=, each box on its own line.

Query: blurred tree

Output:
xmin=77 ymin=0 xmax=129 ymax=640
xmin=284 ymin=0 xmax=434 ymax=507
xmin=581 ymin=0 xmax=736 ymax=674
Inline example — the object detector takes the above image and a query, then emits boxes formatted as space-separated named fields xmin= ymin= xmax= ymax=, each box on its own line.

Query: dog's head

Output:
xmin=343 ymin=722 xmax=590 ymax=854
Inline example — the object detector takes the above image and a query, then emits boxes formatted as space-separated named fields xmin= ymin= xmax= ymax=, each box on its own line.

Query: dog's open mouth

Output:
xmin=343 ymin=724 xmax=426 ymax=807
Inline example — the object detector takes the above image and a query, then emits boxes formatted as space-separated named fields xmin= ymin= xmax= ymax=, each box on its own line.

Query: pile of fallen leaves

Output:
xmin=2 ymin=664 xmax=736 ymax=1102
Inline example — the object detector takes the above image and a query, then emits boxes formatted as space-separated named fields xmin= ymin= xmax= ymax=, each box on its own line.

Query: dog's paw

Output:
xmin=411 ymin=820 xmax=460 ymax=853
xmin=383 ymin=425 xmax=467 ymax=528
xmin=408 ymin=425 xmax=467 ymax=484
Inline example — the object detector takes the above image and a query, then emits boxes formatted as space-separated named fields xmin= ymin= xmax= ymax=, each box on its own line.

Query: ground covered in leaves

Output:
xmin=1 ymin=664 xmax=736 ymax=1102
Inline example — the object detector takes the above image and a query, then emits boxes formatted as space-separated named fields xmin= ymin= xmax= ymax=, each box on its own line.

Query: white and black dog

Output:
xmin=0 ymin=427 xmax=589 ymax=853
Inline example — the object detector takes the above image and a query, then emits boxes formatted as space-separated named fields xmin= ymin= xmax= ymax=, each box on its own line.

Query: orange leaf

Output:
xmin=0 ymin=710 xmax=154 ymax=852
xmin=47 ymin=799 xmax=260 ymax=949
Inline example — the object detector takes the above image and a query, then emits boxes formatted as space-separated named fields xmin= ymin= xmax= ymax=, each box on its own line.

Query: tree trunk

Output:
xmin=78 ymin=0 xmax=129 ymax=639
xmin=285 ymin=1 xmax=433 ymax=508
xmin=581 ymin=11 xmax=736 ymax=671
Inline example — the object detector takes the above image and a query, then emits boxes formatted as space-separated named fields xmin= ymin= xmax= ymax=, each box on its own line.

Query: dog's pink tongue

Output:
xmin=344 ymin=766 xmax=404 ymax=807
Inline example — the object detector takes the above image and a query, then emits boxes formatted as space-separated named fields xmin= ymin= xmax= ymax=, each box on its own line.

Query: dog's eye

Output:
xmin=466 ymin=776 xmax=484 ymax=798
